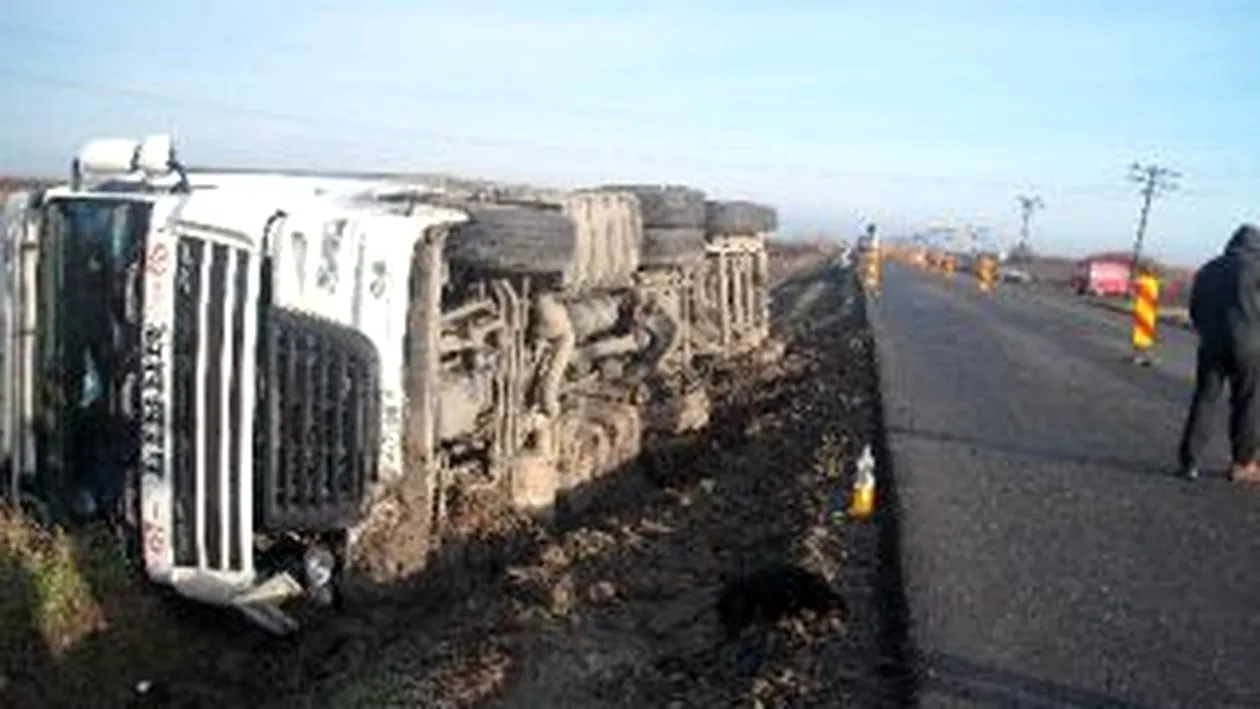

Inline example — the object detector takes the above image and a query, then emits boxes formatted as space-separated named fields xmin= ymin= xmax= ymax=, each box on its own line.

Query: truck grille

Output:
xmin=170 ymin=236 xmax=254 ymax=572
xmin=256 ymin=308 xmax=381 ymax=532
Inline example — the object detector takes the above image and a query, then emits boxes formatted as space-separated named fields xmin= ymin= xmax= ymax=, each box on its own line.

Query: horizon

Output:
xmin=3 ymin=1 xmax=1257 ymax=267
xmin=0 ymin=163 xmax=1232 ymax=270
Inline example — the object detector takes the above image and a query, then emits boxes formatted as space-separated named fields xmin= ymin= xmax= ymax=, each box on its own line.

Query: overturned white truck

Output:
xmin=0 ymin=136 xmax=777 ymax=633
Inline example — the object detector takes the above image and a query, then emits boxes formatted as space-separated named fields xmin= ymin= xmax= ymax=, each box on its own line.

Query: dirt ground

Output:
xmin=0 ymin=246 xmax=915 ymax=709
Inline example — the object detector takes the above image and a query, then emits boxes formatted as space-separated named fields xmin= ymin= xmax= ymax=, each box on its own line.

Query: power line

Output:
xmin=0 ymin=24 xmax=1182 ymax=198
xmin=7 ymin=22 xmax=1084 ymax=188
xmin=2 ymin=70 xmax=1135 ymax=196
xmin=0 ymin=24 xmax=1234 ymax=216
xmin=0 ymin=22 xmax=781 ymax=147
xmin=1127 ymin=161 xmax=1181 ymax=281
xmin=5 ymin=23 xmax=1228 ymax=205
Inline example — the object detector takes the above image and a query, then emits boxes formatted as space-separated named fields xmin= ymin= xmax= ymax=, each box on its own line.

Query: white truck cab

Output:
xmin=0 ymin=136 xmax=472 ymax=633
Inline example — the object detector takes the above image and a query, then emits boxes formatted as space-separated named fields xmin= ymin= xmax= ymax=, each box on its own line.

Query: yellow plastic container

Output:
xmin=848 ymin=478 xmax=876 ymax=521
xmin=847 ymin=445 xmax=877 ymax=521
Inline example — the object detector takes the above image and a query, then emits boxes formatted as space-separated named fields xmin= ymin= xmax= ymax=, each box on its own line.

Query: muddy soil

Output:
xmin=1 ymin=249 xmax=915 ymax=709
xmin=292 ymin=256 xmax=912 ymax=708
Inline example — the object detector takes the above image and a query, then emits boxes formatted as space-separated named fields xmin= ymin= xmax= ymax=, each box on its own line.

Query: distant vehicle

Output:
xmin=1000 ymin=266 xmax=1032 ymax=284
xmin=1071 ymin=258 xmax=1131 ymax=297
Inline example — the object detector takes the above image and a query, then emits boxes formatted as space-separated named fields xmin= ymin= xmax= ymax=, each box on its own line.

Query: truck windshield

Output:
xmin=36 ymin=197 xmax=151 ymax=521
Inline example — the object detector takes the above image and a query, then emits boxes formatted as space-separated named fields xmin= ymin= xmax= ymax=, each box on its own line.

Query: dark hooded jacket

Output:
xmin=1190 ymin=224 xmax=1260 ymax=357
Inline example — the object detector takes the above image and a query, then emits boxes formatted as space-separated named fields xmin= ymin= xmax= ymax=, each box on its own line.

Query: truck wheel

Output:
xmin=444 ymin=203 xmax=577 ymax=277
xmin=704 ymin=200 xmax=778 ymax=234
xmin=641 ymin=227 xmax=707 ymax=269
xmin=595 ymin=184 xmax=706 ymax=228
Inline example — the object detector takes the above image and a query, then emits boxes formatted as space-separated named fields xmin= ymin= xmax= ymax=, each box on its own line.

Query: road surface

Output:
xmin=871 ymin=263 xmax=1260 ymax=708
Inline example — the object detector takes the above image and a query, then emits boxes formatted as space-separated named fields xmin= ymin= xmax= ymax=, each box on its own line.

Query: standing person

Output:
xmin=1178 ymin=223 xmax=1260 ymax=483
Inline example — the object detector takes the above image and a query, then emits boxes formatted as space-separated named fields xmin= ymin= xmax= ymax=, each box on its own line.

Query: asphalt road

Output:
xmin=870 ymin=263 xmax=1260 ymax=709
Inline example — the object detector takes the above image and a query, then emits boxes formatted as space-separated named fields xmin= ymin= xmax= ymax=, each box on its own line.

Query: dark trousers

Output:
xmin=1178 ymin=347 xmax=1260 ymax=468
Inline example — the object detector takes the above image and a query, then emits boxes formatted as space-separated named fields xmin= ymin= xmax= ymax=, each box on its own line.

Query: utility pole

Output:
xmin=1127 ymin=162 xmax=1180 ymax=287
xmin=1014 ymin=194 xmax=1044 ymax=260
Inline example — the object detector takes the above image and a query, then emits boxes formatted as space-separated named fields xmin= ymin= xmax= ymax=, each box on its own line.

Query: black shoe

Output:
xmin=1181 ymin=465 xmax=1200 ymax=481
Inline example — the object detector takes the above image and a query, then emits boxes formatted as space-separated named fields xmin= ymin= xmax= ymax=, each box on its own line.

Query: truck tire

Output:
xmin=561 ymin=190 xmax=641 ymax=289
xmin=641 ymin=227 xmax=707 ymax=269
xmin=596 ymin=185 xmax=706 ymax=229
xmin=444 ymin=204 xmax=577 ymax=277
xmin=705 ymin=200 xmax=778 ymax=234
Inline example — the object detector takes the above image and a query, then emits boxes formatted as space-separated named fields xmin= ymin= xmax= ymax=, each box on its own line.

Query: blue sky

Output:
xmin=2 ymin=0 xmax=1257 ymax=265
